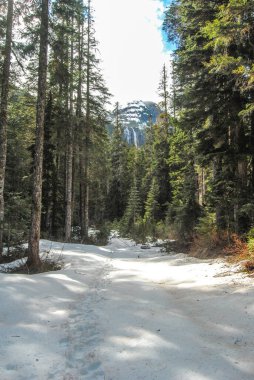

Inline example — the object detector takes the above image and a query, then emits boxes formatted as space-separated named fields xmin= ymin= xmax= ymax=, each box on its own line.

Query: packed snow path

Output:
xmin=0 ymin=238 xmax=254 ymax=380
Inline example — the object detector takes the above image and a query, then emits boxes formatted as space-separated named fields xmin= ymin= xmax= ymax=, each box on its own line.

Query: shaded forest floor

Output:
xmin=163 ymin=238 xmax=227 ymax=259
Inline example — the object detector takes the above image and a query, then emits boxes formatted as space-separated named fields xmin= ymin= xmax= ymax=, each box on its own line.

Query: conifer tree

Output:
xmin=167 ymin=127 xmax=200 ymax=238
xmin=158 ymin=64 xmax=170 ymax=123
xmin=0 ymin=0 xmax=14 ymax=255
xmin=144 ymin=177 xmax=160 ymax=224
xmin=142 ymin=65 xmax=172 ymax=224
xmin=201 ymin=0 xmax=254 ymax=232
xmin=121 ymin=179 xmax=141 ymax=235
xmin=41 ymin=92 xmax=55 ymax=236
xmin=77 ymin=0 xmax=110 ymax=241
xmin=107 ymin=102 xmax=130 ymax=221
xmin=163 ymin=0 xmax=242 ymax=235
xmin=64 ymin=2 xmax=75 ymax=242
xmin=28 ymin=0 xmax=49 ymax=268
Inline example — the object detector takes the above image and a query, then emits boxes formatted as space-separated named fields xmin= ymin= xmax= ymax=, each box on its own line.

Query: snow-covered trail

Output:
xmin=0 ymin=238 xmax=254 ymax=380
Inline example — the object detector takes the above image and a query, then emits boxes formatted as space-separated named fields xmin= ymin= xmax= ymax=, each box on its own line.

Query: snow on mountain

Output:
xmin=109 ymin=100 xmax=161 ymax=147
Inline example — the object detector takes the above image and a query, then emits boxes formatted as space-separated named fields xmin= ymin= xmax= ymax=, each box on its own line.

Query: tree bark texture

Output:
xmin=65 ymin=20 xmax=74 ymax=242
xmin=0 ymin=0 xmax=14 ymax=255
xmin=81 ymin=0 xmax=91 ymax=242
xmin=28 ymin=0 xmax=49 ymax=268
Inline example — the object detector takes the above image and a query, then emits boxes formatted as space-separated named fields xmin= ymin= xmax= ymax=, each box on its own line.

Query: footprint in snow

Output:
xmin=80 ymin=360 xmax=104 ymax=379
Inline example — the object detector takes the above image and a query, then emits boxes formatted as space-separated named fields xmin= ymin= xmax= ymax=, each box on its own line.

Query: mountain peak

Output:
xmin=109 ymin=100 xmax=160 ymax=147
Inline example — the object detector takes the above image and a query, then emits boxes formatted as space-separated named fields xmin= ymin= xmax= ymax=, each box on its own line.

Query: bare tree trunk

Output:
xmin=65 ymin=17 xmax=74 ymax=242
xmin=163 ymin=64 xmax=168 ymax=117
xmin=198 ymin=168 xmax=206 ymax=206
xmin=76 ymin=12 xmax=85 ymax=240
xmin=213 ymin=157 xmax=225 ymax=230
xmin=172 ymin=61 xmax=176 ymax=119
xmin=64 ymin=132 xmax=73 ymax=242
xmin=0 ymin=0 xmax=14 ymax=255
xmin=82 ymin=0 xmax=91 ymax=242
xmin=51 ymin=151 xmax=59 ymax=237
xmin=27 ymin=0 xmax=49 ymax=268
xmin=250 ymin=111 xmax=254 ymax=195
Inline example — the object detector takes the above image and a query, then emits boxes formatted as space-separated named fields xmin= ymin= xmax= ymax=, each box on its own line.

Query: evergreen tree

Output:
xmin=41 ymin=92 xmax=55 ymax=236
xmin=5 ymin=90 xmax=35 ymax=247
xmin=28 ymin=0 xmax=49 ymax=268
xmin=0 ymin=0 xmax=14 ymax=255
xmin=77 ymin=0 xmax=110 ymax=241
xmin=201 ymin=0 xmax=254 ymax=232
xmin=158 ymin=63 xmax=170 ymax=124
xmin=163 ymin=0 xmax=244 ymax=236
xmin=107 ymin=102 xmax=130 ymax=221
xmin=121 ymin=179 xmax=141 ymax=235
xmin=89 ymin=127 xmax=111 ymax=227
xmin=141 ymin=65 xmax=173 ymax=228
xmin=167 ymin=127 xmax=200 ymax=238
xmin=144 ymin=177 xmax=160 ymax=224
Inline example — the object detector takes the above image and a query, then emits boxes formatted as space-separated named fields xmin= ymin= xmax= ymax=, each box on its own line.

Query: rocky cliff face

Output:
xmin=109 ymin=101 xmax=160 ymax=146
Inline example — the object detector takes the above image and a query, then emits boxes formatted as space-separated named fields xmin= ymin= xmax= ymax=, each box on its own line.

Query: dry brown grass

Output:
xmin=223 ymin=234 xmax=254 ymax=273
xmin=190 ymin=232 xmax=254 ymax=273
xmin=189 ymin=231 xmax=229 ymax=259
xmin=223 ymin=234 xmax=248 ymax=260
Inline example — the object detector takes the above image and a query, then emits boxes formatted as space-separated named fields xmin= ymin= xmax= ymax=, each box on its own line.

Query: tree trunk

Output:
xmin=65 ymin=18 xmax=74 ymax=242
xmin=198 ymin=167 xmax=206 ymax=206
xmin=81 ymin=0 xmax=91 ymax=242
xmin=172 ymin=61 xmax=176 ymax=119
xmin=213 ymin=157 xmax=225 ymax=230
xmin=250 ymin=110 xmax=254 ymax=194
xmin=0 ymin=0 xmax=14 ymax=255
xmin=76 ymin=12 xmax=86 ymax=240
xmin=27 ymin=0 xmax=49 ymax=268
xmin=51 ymin=151 xmax=59 ymax=238
xmin=163 ymin=64 xmax=168 ymax=117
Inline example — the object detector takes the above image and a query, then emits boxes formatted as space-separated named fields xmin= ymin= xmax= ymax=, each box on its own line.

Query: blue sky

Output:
xmin=93 ymin=0 xmax=173 ymax=105
xmin=161 ymin=0 xmax=175 ymax=51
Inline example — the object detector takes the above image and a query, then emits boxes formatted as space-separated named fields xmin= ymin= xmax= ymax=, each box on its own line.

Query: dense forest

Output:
xmin=1 ymin=0 xmax=254 ymax=270
xmin=163 ymin=0 xmax=254 ymax=256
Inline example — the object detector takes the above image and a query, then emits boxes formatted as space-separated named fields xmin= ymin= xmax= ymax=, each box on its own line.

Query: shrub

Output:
xmin=94 ymin=223 xmax=111 ymax=245
xmin=223 ymin=229 xmax=254 ymax=272
xmin=247 ymin=227 xmax=254 ymax=254
xmin=223 ymin=234 xmax=248 ymax=259
xmin=194 ymin=212 xmax=227 ymax=248
xmin=244 ymin=260 xmax=254 ymax=272
xmin=167 ymin=201 xmax=201 ymax=241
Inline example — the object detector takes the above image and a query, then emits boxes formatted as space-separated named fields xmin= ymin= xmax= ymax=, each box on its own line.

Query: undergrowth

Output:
xmin=224 ymin=230 xmax=254 ymax=273
xmin=14 ymin=254 xmax=63 ymax=274
xmin=0 ymin=248 xmax=63 ymax=275
xmin=0 ymin=245 xmax=28 ymax=264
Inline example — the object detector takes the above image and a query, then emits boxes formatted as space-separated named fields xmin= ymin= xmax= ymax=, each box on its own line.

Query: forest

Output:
xmin=1 ymin=0 xmax=254 ymax=271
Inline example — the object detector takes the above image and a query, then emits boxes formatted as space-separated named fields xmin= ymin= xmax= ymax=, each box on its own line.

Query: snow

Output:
xmin=0 ymin=238 xmax=254 ymax=379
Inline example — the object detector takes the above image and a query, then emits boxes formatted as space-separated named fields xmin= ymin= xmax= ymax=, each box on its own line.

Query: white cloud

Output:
xmin=92 ymin=0 xmax=171 ymax=106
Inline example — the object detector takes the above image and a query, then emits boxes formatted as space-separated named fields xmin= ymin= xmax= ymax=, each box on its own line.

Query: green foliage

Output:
xmin=121 ymin=180 xmax=142 ymax=234
xmin=3 ymin=90 xmax=35 ymax=247
xmin=106 ymin=109 xmax=131 ymax=221
xmin=90 ymin=223 xmax=111 ymax=246
xmin=166 ymin=122 xmax=200 ymax=239
xmin=120 ymin=217 xmax=146 ymax=243
xmin=144 ymin=177 xmax=160 ymax=224
xmin=163 ymin=0 xmax=254 ymax=239
xmin=247 ymin=227 xmax=254 ymax=254
xmin=194 ymin=211 xmax=218 ymax=247
xmin=4 ymin=193 xmax=30 ymax=247
xmin=4 ymin=0 xmax=254 ymax=253
xmin=142 ymin=120 xmax=171 ymax=223
xmin=0 ymin=0 xmax=113 ymax=251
